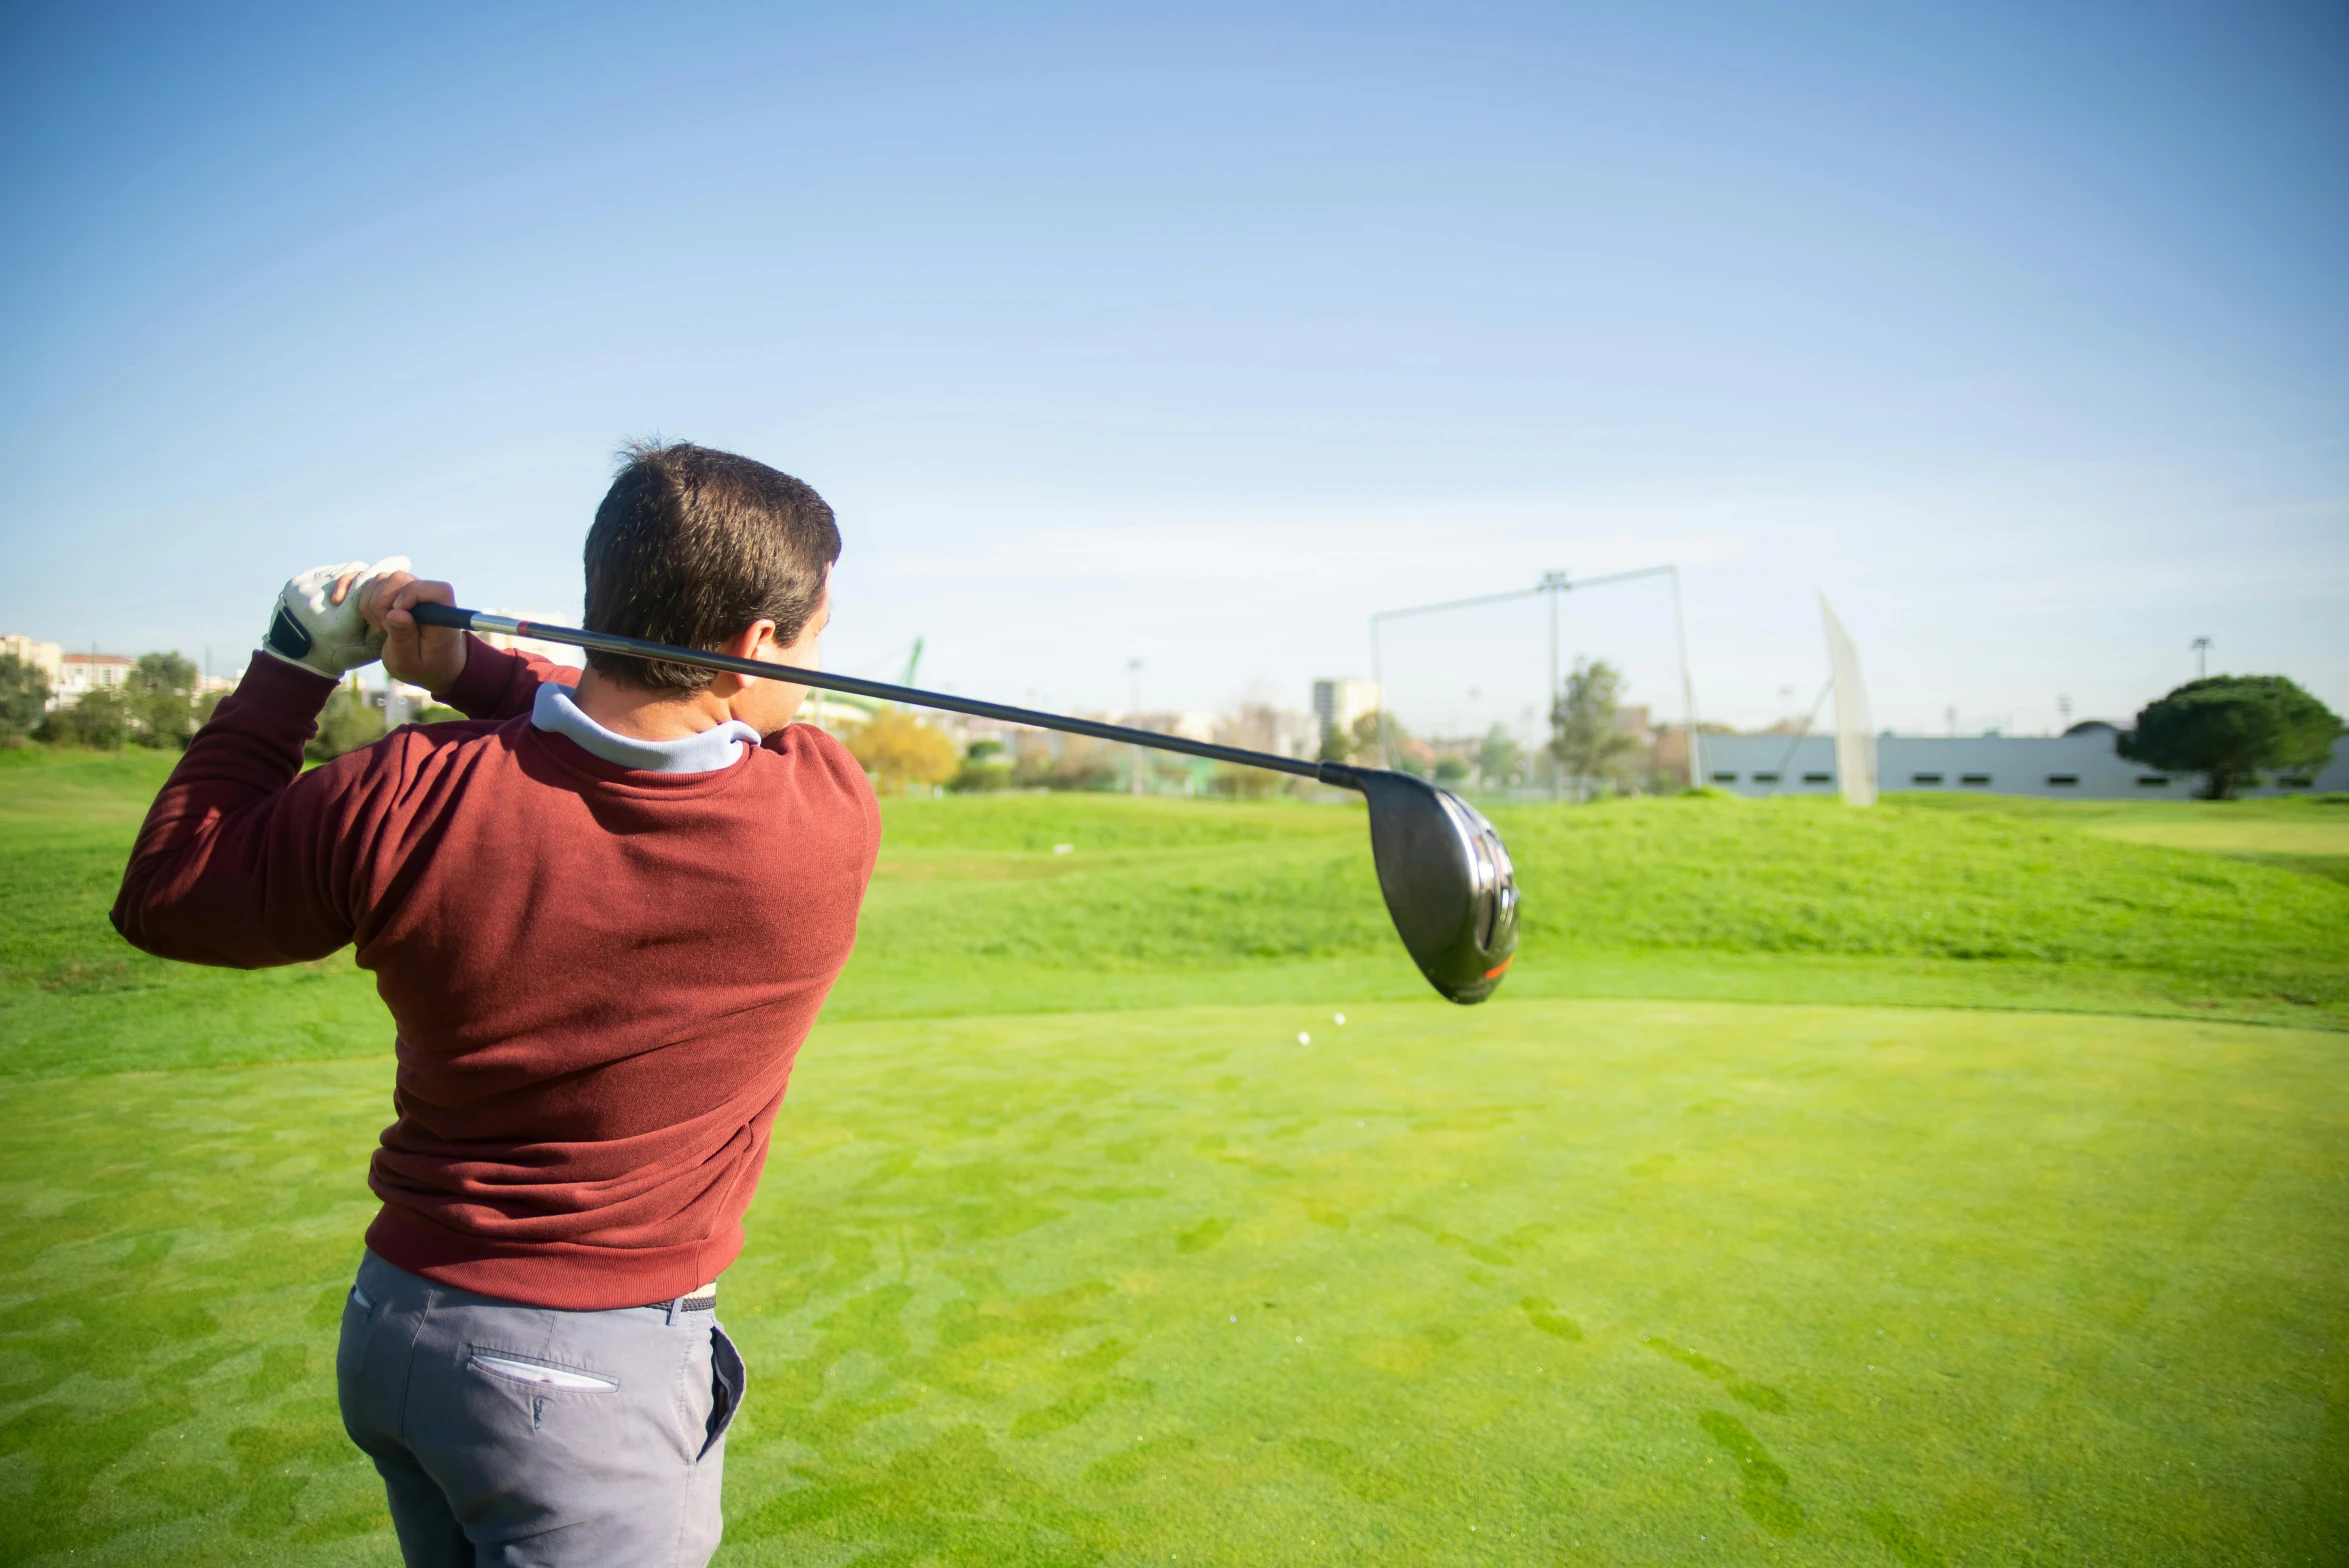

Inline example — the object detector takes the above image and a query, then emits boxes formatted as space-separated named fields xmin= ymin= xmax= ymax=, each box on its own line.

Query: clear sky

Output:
xmin=4 ymin=1 xmax=2343 ymax=737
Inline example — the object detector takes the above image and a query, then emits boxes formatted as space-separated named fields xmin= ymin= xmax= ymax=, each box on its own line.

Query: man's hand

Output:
xmin=260 ymin=558 xmax=412 ymax=679
xmin=357 ymin=571 xmax=467 ymax=697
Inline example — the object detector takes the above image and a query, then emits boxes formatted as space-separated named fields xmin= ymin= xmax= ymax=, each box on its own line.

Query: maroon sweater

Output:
xmin=112 ymin=639 xmax=880 ymax=1310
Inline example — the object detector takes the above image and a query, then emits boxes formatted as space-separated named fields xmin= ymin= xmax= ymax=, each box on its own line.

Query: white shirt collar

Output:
xmin=530 ymin=682 xmax=759 ymax=774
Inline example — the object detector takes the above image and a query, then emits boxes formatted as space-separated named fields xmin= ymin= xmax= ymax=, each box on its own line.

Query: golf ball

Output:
xmin=1297 ymin=1032 xmax=1311 ymax=1045
xmin=1333 ymin=1013 xmax=1346 ymax=1025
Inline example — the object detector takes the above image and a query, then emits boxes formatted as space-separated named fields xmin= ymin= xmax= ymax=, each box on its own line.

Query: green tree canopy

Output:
xmin=1550 ymin=659 xmax=1637 ymax=793
xmin=126 ymin=652 xmax=200 ymax=748
xmin=2119 ymin=675 xmax=2343 ymax=799
xmin=0 ymin=654 xmax=49 ymax=738
xmin=1477 ymin=723 xmax=1521 ymax=787
xmin=1340 ymin=711 xmax=1423 ymax=773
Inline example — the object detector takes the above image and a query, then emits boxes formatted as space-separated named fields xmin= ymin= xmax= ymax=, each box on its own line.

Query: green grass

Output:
xmin=3 ymin=748 xmax=2348 ymax=1564
xmin=3 ymin=1002 xmax=2344 ymax=1564
xmin=10 ymin=750 xmax=2344 ymax=1080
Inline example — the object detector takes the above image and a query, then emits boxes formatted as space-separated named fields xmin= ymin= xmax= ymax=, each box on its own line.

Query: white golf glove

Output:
xmin=260 ymin=557 xmax=413 ymax=677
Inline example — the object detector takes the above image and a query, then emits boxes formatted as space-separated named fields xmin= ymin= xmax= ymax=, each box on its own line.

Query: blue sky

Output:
xmin=3 ymin=0 xmax=2343 ymax=736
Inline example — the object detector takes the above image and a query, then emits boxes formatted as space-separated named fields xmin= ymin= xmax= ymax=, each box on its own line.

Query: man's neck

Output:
xmin=571 ymin=668 xmax=734 ymax=742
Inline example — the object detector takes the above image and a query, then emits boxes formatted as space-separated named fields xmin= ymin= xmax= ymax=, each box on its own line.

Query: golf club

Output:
xmin=408 ymin=603 xmax=1520 ymax=1003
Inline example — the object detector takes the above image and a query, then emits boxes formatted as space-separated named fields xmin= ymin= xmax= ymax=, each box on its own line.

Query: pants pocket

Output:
xmin=700 ymin=1324 xmax=745 ymax=1462
xmin=466 ymin=1352 xmax=621 ymax=1392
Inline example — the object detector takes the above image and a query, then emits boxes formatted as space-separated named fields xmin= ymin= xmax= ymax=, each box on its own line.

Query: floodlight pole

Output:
xmin=1369 ymin=564 xmax=1697 ymax=794
xmin=1545 ymin=571 xmax=1564 ymax=799
xmin=1669 ymin=566 xmax=1700 ymax=788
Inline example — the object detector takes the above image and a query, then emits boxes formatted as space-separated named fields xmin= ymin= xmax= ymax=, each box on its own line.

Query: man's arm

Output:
xmin=111 ymin=652 xmax=373 ymax=968
xmin=113 ymin=561 xmax=426 ymax=967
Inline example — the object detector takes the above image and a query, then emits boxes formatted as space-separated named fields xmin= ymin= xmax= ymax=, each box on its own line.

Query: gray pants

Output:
xmin=336 ymin=1251 xmax=745 ymax=1567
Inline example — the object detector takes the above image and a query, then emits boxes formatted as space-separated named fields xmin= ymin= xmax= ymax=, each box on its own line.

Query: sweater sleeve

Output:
xmin=439 ymin=635 xmax=579 ymax=722
xmin=110 ymin=656 xmax=383 ymax=969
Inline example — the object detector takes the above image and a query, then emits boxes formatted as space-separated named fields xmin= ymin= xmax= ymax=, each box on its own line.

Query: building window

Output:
xmin=2046 ymin=774 xmax=2079 ymax=787
xmin=1752 ymin=771 xmax=1780 ymax=784
xmin=1802 ymin=772 xmax=1833 ymax=784
xmin=1711 ymin=772 xmax=1737 ymax=784
xmin=1911 ymin=773 xmax=1943 ymax=786
xmin=1960 ymin=774 xmax=1991 ymax=786
xmin=2136 ymin=775 xmax=2170 ymax=788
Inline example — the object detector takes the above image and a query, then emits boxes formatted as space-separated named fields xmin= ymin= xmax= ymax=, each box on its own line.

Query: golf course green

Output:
xmin=2 ymin=747 xmax=2345 ymax=1564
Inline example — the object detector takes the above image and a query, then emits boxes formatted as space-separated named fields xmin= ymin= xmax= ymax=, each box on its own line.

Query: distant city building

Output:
xmin=5 ymin=636 xmax=241 ymax=710
xmin=55 ymin=651 xmax=135 ymax=702
xmin=1 ymin=635 xmax=64 ymax=697
xmin=1700 ymin=724 xmax=2349 ymax=800
xmin=1311 ymin=678 xmax=1380 ymax=741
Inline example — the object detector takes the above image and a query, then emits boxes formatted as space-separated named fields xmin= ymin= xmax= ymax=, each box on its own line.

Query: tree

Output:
xmin=0 ymin=653 xmax=48 ymax=738
xmin=1477 ymin=724 xmax=1521 ymax=788
xmin=2120 ymin=675 xmax=2343 ymax=799
xmin=1343 ymin=711 xmax=1428 ymax=773
xmin=848 ymin=710 xmax=959 ymax=793
xmin=1549 ymin=659 xmax=1637 ymax=796
xmin=1433 ymin=756 xmax=1469 ymax=785
xmin=308 ymin=685 xmax=386 ymax=761
xmin=125 ymin=652 xmax=199 ymax=748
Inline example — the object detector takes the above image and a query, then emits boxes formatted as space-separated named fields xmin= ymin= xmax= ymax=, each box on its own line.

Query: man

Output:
xmin=113 ymin=442 xmax=880 ymax=1566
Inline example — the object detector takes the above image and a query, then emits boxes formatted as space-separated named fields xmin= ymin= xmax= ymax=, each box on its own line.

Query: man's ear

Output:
xmin=715 ymin=620 xmax=783 ymax=663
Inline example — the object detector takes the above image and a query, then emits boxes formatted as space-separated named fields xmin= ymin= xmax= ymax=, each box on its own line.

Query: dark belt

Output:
xmin=652 ymin=1292 xmax=717 ymax=1313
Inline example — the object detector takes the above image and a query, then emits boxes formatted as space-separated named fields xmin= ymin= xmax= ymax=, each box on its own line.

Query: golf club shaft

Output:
xmin=409 ymin=603 xmax=1357 ymax=787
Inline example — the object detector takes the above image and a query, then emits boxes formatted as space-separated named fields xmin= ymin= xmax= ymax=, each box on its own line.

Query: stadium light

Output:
xmin=1368 ymin=566 xmax=1701 ymax=796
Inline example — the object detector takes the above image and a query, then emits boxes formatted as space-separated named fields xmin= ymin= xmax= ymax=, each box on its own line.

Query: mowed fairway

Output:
xmin=3 ymin=749 xmax=2347 ymax=1565
xmin=4 ymin=1003 xmax=2346 ymax=1565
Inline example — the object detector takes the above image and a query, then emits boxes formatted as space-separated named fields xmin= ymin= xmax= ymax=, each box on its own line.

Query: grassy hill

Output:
xmin=4 ymin=748 xmax=2345 ymax=1078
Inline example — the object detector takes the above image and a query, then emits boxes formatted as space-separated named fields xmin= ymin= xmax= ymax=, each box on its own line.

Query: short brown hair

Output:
xmin=582 ymin=441 xmax=839 ymax=691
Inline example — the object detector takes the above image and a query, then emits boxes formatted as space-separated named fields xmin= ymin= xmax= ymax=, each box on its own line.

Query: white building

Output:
xmin=1700 ymin=723 xmax=2349 ymax=801
xmin=1311 ymin=678 xmax=1380 ymax=742
xmin=1 ymin=634 xmax=63 ymax=689
xmin=54 ymin=651 xmax=136 ymax=702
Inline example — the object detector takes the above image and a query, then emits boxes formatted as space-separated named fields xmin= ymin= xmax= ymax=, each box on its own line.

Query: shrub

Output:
xmin=849 ymin=710 xmax=959 ymax=794
xmin=950 ymin=739 xmax=1014 ymax=793
xmin=39 ymin=688 xmax=131 ymax=749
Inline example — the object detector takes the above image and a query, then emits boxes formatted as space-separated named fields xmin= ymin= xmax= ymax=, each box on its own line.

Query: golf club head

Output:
xmin=1321 ymin=766 xmax=1519 ymax=1004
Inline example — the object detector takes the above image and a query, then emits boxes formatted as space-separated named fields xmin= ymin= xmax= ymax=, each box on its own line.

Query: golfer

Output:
xmin=113 ymin=442 xmax=880 ymax=1565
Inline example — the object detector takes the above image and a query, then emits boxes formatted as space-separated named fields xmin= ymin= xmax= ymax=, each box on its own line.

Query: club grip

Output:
xmin=408 ymin=602 xmax=475 ymax=631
